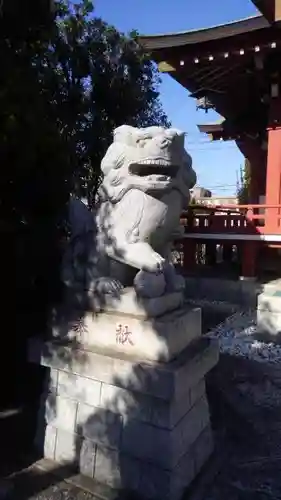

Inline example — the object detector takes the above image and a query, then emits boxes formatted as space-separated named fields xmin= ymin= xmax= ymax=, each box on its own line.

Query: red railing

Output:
xmin=180 ymin=204 xmax=281 ymax=236
xmin=174 ymin=204 xmax=281 ymax=278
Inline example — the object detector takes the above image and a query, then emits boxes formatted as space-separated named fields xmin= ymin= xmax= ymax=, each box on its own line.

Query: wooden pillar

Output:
xmin=205 ymin=242 xmax=217 ymax=266
xmin=241 ymin=241 xmax=258 ymax=279
xmin=237 ymin=139 xmax=266 ymax=204
xmin=182 ymin=239 xmax=197 ymax=273
xmin=265 ymin=98 xmax=281 ymax=232
xmin=249 ymin=155 xmax=266 ymax=205
xmin=222 ymin=243 xmax=233 ymax=264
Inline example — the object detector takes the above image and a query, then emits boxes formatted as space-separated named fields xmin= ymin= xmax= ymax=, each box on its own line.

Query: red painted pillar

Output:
xmin=241 ymin=241 xmax=258 ymax=278
xmin=182 ymin=239 xmax=197 ymax=273
xmin=249 ymin=155 xmax=266 ymax=205
xmin=237 ymin=139 xmax=266 ymax=204
xmin=265 ymin=98 xmax=281 ymax=232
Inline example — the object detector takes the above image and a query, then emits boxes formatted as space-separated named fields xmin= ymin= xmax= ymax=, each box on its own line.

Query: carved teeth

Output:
xmin=138 ymin=159 xmax=170 ymax=166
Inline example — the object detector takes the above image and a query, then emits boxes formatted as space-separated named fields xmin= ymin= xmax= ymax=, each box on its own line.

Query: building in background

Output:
xmin=190 ymin=186 xmax=212 ymax=199
xmin=199 ymin=195 xmax=238 ymax=206
xmin=191 ymin=186 xmax=238 ymax=206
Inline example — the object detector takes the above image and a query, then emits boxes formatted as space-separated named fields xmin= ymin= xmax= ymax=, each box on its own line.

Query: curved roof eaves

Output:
xmin=139 ymin=15 xmax=270 ymax=50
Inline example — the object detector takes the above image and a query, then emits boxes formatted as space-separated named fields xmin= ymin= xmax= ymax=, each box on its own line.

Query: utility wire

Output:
xmin=197 ymin=184 xmax=237 ymax=188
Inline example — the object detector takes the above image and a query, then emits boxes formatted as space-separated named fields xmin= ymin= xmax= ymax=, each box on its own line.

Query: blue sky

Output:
xmin=94 ymin=0 xmax=260 ymax=196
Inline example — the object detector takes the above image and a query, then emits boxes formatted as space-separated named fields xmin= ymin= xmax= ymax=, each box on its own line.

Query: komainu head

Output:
xmin=99 ymin=125 xmax=196 ymax=203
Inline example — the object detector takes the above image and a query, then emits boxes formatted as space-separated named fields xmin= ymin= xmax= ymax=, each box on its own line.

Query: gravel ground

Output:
xmin=0 ymin=480 xmax=96 ymax=500
xmin=186 ymin=303 xmax=281 ymax=500
xmin=199 ymin=302 xmax=281 ymax=364
xmin=27 ymin=485 xmax=95 ymax=500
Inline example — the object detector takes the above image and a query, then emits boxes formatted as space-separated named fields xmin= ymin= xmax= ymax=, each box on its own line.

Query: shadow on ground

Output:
xmin=205 ymin=354 xmax=281 ymax=500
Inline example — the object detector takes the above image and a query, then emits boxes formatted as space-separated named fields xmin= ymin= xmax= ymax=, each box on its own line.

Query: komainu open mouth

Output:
xmin=129 ymin=159 xmax=178 ymax=178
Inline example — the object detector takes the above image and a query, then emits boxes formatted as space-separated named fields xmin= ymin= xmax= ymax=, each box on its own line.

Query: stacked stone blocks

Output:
xmin=32 ymin=335 xmax=218 ymax=500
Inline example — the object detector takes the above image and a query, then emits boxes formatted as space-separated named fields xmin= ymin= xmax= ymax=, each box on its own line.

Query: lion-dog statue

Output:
xmin=62 ymin=125 xmax=196 ymax=302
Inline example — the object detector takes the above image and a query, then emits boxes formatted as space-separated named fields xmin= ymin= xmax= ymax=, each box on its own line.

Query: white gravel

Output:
xmin=207 ymin=309 xmax=281 ymax=365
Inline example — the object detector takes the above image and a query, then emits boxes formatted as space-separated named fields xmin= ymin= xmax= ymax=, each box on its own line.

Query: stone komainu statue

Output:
xmin=62 ymin=125 xmax=196 ymax=301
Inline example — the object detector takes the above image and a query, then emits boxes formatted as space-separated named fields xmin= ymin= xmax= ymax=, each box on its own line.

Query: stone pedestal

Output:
xmin=51 ymin=290 xmax=201 ymax=363
xmin=257 ymin=287 xmax=281 ymax=335
xmin=29 ymin=292 xmax=219 ymax=500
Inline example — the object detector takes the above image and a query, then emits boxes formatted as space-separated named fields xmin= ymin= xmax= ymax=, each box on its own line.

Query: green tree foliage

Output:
xmin=0 ymin=0 xmax=170 ymax=322
xmin=237 ymin=159 xmax=250 ymax=205
xmin=55 ymin=2 xmax=170 ymax=203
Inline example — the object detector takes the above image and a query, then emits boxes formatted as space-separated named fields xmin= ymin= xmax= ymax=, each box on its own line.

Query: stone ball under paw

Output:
xmin=134 ymin=269 xmax=166 ymax=298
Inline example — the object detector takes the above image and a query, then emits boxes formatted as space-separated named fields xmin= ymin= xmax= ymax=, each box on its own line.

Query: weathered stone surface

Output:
xmin=138 ymin=448 xmax=195 ymax=500
xmin=150 ymin=378 xmax=205 ymax=431
xmin=76 ymin=404 xmax=122 ymax=449
xmin=190 ymin=379 xmax=206 ymax=409
xmin=51 ymin=302 xmax=201 ymax=363
xmin=172 ymin=395 xmax=210 ymax=464
xmin=257 ymin=309 xmax=281 ymax=335
xmin=258 ymin=290 xmax=281 ymax=312
xmin=29 ymin=330 xmax=218 ymax=500
xmin=55 ymin=429 xmax=81 ymax=464
xmin=99 ymin=289 xmax=184 ymax=318
xmin=173 ymin=339 xmax=218 ymax=400
xmin=150 ymin=391 xmax=189 ymax=430
xmin=43 ymin=425 xmax=57 ymax=460
xmin=121 ymin=395 xmax=210 ymax=469
xmin=94 ymin=446 xmax=121 ymax=488
xmin=139 ymin=424 xmax=214 ymax=500
xmin=193 ymin=425 xmax=213 ymax=474
xmin=46 ymin=394 xmax=78 ymax=434
xmin=42 ymin=423 xmax=211 ymax=500
xmin=49 ymin=369 xmax=59 ymax=391
xmin=79 ymin=439 xmax=96 ymax=477
xmin=257 ymin=289 xmax=281 ymax=334
xmin=57 ymin=371 xmax=101 ymax=407
xmin=29 ymin=337 xmax=218 ymax=401
xmin=99 ymin=378 xmax=205 ymax=430
xmin=62 ymin=126 xmax=196 ymax=301
xmin=100 ymin=383 xmax=152 ymax=425
xmin=94 ymin=446 xmax=141 ymax=491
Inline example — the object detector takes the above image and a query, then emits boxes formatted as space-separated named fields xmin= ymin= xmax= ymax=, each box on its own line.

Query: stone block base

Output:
xmin=29 ymin=337 xmax=218 ymax=500
xmin=257 ymin=289 xmax=281 ymax=335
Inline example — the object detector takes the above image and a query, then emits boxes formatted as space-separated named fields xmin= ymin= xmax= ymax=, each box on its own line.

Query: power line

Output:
xmin=198 ymin=184 xmax=237 ymax=188
xmin=188 ymin=146 xmax=238 ymax=152
xmin=186 ymin=142 xmax=236 ymax=147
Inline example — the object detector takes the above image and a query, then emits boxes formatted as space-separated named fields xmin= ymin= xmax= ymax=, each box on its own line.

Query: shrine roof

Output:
xmin=196 ymin=121 xmax=237 ymax=141
xmin=139 ymin=15 xmax=269 ymax=51
xmin=139 ymin=11 xmax=281 ymax=137
xmin=197 ymin=123 xmax=224 ymax=133
xmin=252 ymin=0 xmax=281 ymax=23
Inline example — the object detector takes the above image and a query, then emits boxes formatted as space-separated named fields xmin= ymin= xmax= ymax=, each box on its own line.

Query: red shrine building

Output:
xmin=139 ymin=0 xmax=281 ymax=279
